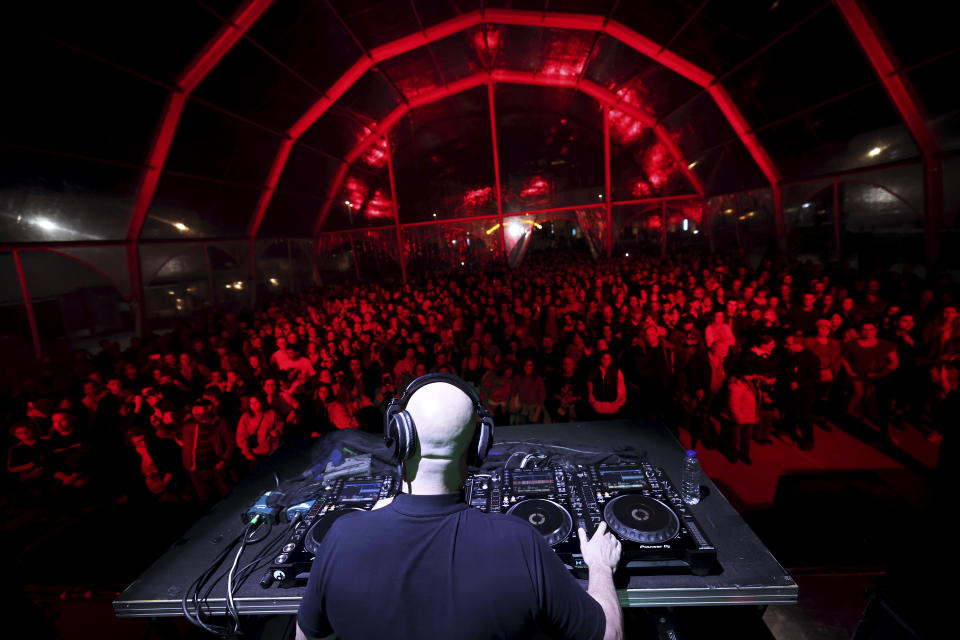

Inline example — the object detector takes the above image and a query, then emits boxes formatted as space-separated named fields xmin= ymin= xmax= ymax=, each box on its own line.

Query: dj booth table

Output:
xmin=114 ymin=420 xmax=797 ymax=618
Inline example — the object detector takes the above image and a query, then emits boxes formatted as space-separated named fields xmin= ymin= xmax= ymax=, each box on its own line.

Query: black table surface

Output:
xmin=114 ymin=420 xmax=797 ymax=617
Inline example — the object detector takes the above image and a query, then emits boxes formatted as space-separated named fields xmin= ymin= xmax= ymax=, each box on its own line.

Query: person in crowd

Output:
xmin=546 ymin=356 xmax=586 ymax=423
xmin=723 ymin=365 xmax=759 ymax=465
xmin=804 ymin=319 xmax=843 ymax=426
xmin=510 ymin=359 xmax=547 ymax=424
xmin=236 ymin=394 xmax=283 ymax=466
xmin=180 ymin=398 xmax=235 ymax=502
xmin=843 ymin=320 xmax=899 ymax=437
xmin=782 ymin=332 xmax=821 ymax=450
xmin=124 ymin=427 xmax=187 ymax=502
xmin=587 ymin=351 xmax=627 ymax=419
xmin=45 ymin=410 xmax=92 ymax=490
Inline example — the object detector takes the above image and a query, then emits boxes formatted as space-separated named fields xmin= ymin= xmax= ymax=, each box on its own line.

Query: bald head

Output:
xmin=405 ymin=382 xmax=476 ymax=461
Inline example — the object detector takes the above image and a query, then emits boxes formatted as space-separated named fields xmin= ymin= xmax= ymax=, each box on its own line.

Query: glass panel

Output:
xmin=315 ymin=234 xmax=357 ymax=285
xmin=908 ymin=51 xmax=960 ymax=152
xmin=661 ymin=91 xmax=740 ymax=159
xmin=735 ymin=189 xmax=777 ymax=256
xmin=377 ymin=46 xmax=446 ymax=102
xmin=141 ymin=244 xmax=212 ymax=329
xmin=427 ymin=28 xmax=486 ymax=82
xmin=708 ymin=194 xmax=740 ymax=252
xmin=503 ymin=209 xmax=597 ymax=263
xmin=783 ymin=180 xmax=836 ymax=262
xmin=143 ymin=173 xmax=260 ymax=239
xmin=496 ymin=86 xmax=604 ymax=214
xmin=300 ymin=106 xmax=375 ymax=162
xmin=351 ymin=227 xmax=402 ymax=283
xmin=322 ymin=165 xmax=395 ymax=232
xmin=494 ymin=25 xmax=543 ymax=72
xmin=613 ymin=203 xmax=663 ymax=254
xmin=0 ymin=252 xmax=35 ymax=364
xmin=275 ymin=144 xmax=343 ymax=198
xmin=666 ymin=0 xmax=824 ymax=78
xmin=942 ymin=156 xmax=960 ymax=268
xmin=393 ymin=88 xmax=496 ymax=223
xmin=611 ymin=129 xmax=697 ymax=201
xmin=687 ymin=139 xmax=769 ymax=195
xmin=166 ymin=100 xmax=283 ymax=186
xmin=402 ymin=216 xmax=501 ymax=276
xmin=3 ymin=26 xmax=169 ymax=163
xmin=754 ymin=85 xmax=919 ymax=180
xmin=665 ymin=200 xmax=707 ymax=253
xmin=58 ymin=245 xmax=131 ymax=299
xmin=194 ymin=39 xmax=321 ymax=132
xmin=257 ymin=238 xmax=318 ymax=296
xmin=328 ymin=0 xmax=421 ymax=51
xmin=0 ymin=149 xmax=138 ymax=242
xmin=248 ymin=0 xmax=364 ymax=95
xmin=337 ymin=69 xmax=403 ymax=125
xmin=30 ymin=0 xmax=224 ymax=86
xmin=412 ymin=0 xmax=476 ymax=29
xmin=723 ymin=9 xmax=877 ymax=129
xmin=613 ymin=0 xmax=702 ymax=52
xmin=259 ymin=192 xmax=326 ymax=238
xmin=207 ymin=241 xmax=252 ymax=313
xmin=20 ymin=250 xmax=134 ymax=350
xmin=838 ymin=165 xmax=925 ymax=269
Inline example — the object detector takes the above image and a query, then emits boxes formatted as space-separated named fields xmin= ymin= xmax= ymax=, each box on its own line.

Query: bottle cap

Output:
xmin=685 ymin=449 xmax=697 ymax=458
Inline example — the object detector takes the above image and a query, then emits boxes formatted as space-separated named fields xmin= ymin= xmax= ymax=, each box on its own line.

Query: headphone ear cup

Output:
xmin=390 ymin=410 xmax=416 ymax=465
xmin=471 ymin=416 xmax=495 ymax=467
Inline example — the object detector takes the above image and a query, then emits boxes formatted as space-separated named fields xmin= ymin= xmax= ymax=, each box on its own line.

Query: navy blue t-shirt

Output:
xmin=298 ymin=492 xmax=604 ymax=640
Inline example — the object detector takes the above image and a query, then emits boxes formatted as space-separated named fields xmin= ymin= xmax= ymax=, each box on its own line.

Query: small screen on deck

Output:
xmin=339 ymin=480 xmax=382 ymax=502
xmin=511 ymin=470 xmax=555 ymax=494
xmin=598 ymin=468 xmax=648 ymax=490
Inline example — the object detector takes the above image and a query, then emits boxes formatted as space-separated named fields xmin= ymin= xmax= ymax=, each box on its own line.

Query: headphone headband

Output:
xmin=384 ymin=373 xmax=494 ymax=466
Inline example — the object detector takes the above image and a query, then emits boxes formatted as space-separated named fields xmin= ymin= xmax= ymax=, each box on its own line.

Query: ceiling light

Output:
xmin=168 ymin=290 xmax=175 ymax=295
xmin=31 ymin=217 xmax=59 ymax=231
xmin=688 ymin=161 xmax=697 ymax=169
xmin=598 ymin=194 xmax=603 ymax=199
xmin=173 ymin=222 xmax=189 ymax=231
xmin=269 ymin=278 xmax=279 ymax=286
xmin=868 ymin=147 xmax=883 ymax=157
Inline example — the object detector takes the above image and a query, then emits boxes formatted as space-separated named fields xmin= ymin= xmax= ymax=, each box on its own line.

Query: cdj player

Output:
xmin=264 ymin=461 xmax=718 ymax=588
xmin=465 ymin=462 xmax=718 ymax=576
xmin=264 ymin=475 xmax=395 ymax=587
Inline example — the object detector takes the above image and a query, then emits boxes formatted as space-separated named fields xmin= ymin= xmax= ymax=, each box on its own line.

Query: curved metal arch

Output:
xmin=19 ymin=248 xmax=130 ymax=301
xmin=247 ymin=8 xmax=784 ymax=240
xmin=310 ymin=72 xmax=706 ymax=235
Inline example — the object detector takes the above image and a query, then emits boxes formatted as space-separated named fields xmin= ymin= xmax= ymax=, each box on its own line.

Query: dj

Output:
xmin=297 ymin=374 xmax=623 ymax=640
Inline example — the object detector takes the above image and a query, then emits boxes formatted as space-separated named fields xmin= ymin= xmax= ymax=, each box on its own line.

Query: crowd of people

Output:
xmin=3 ymin=249 xmax=958 ymax=507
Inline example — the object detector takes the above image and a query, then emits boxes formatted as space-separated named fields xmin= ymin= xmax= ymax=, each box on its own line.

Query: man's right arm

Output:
xmin=578 ymin=523 xmax=624 ymax=640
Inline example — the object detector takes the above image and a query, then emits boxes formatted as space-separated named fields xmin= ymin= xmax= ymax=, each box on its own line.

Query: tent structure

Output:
xmin=1 ymin=0 xmax=958 ymax=359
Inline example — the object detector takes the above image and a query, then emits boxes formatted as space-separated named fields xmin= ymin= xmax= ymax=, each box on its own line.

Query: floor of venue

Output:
xmin=6 ymin=415 xmax=941 ymax=640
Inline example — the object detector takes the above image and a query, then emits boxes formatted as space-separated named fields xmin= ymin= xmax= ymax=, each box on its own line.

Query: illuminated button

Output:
xmin=510 ymin=496 xmax=516 ymax=502
xmin=603 ymin=492 xmax=610 ymax=498
xmin=276 ymin=553 xmax=289 ymax=563
xmin=596 ymin=492 xmax=602 ymax=499
xmin=282 ymin=543 xmax=296 ymax=553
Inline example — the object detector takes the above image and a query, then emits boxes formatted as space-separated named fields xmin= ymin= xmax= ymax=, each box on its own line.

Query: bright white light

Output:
xmin=505 ymin=221 xmax=525 ymax=240
xmin=269 ymin=277 xmax=279 ymax=286
xmin=460 ymin=261 xmax=465 ymax=266
xmin=624 ymin=252 xmax=630 ymax=257
xmin=233 ymin=281 xmax=244 ymax=290
xmin=432 ymin=212 xmax=438 ymax=217
xmin=682 ymin=218 xmax=689 ymax=231
xmin=868 ymin=147 xmax=883 ymax=157
xmin=598 ymin=194 xmax=603 ymax=199
xmin=32 ymin=217 xmax=59 ymax=231
xmin=168 ymin=290 xmax=175 ymax=295
xmin=693 ymin=229 xmax=699 ymax=235
xmin=344 ymin=200 xmax=352 ymax=207
xmin=688 ymin=161 xmax=697 ymax=169
xmin=802 ymin=202 xmax=811 ymax=208
xmin=173 ymin=222 xmax=189 ymax=231
xmin=451 ymin=239 xmax=457 ymax=245
xmin=225 ymin=284 xmax=233 ymax=289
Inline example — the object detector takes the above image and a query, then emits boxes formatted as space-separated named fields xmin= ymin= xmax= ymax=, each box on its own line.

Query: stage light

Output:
xmin=460 ymin=261 xmax=465 ymax=266
xmin=269 ymin=278 xmax=279 ymax=286
xmin=688 ymin=161 xmax=697 ymax=169
xmin=432 ymin=212 xmax=437 ymax=218
xmin=31 ymin=217 xmax=60 ymax=231
xmin=802 ymin=202 xmax=812 ymax=208
xmin=683 ymin=219 xmax=689 ymax=231
xmin=868 ymin=147 xmax=883 ymax=157
xmin=345 ymin=200 xmax=352 ymax=207
xmin=225 ymin=284 xmax=233 ymax=289
xmin=625 ymin=252 xmax=630 ymax=257
xmin=724 ymin=208 xmax=734 ymax=214
xmin=693 ymin=230 xmax=699 ymax=235
xmin=233 ymin=281 xmax=244 ymax=290
xmin=173 ymin=222 xmax=189 ymax=231
xmin=598 ymin=194 xmax=603 ymax=199
xmin=451 ymin=239 xmax=457 ymax=245
xmin=168 ymin=290 xmax=175 ymax=295
xmin=486 ymin=224 xmax=500 ymax=235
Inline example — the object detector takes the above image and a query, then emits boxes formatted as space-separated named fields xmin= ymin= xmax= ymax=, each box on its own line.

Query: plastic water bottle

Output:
xmin=681 ymin=450 xmax=701 ymax=505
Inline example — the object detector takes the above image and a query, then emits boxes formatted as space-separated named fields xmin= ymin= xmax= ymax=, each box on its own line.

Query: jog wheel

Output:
xmin=507 ymin=498 xmax=573 ymax=547
xmin=603 ymin=495 xmax=679 ymax=544
xmin=304 ymin=508 xmax=363 ymax=555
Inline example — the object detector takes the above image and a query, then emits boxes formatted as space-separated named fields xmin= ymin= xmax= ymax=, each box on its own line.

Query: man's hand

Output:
xmin=577 ymin=522 xmax=621 ymax=573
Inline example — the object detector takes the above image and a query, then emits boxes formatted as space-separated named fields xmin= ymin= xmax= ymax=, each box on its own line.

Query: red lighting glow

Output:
xmin=343 ymin=175 xmax=369 ymax=212
xmin=540 ymin=31 xmax=592 ymax=78
xmin=641 ymin=142 xmax=675 ymax=190
xmin=631 ymin=180 xmax=652 ymax=198
xmin=394 ymin=75 xmax=439 ymax=101
xmin=646 ymin=215 xmax=662 ymax=230
xmin=471 ymin=26 xmax=502 ymax=65
xmin=361 ymin=135 xmax=388 ymax=169
xmin=607 ymin=82 xmax=650 ymax=146
xmin=364 ymin=189 xmax=393 ymax=218
xmin=462 ymin=186 xmax=493 ymax=210
xmin=520 ymin=176 xmax=551 ymax=198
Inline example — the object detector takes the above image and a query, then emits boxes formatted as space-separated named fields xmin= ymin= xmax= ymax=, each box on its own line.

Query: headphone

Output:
xmin=384 ymin=373 xmax=495 ymax=467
